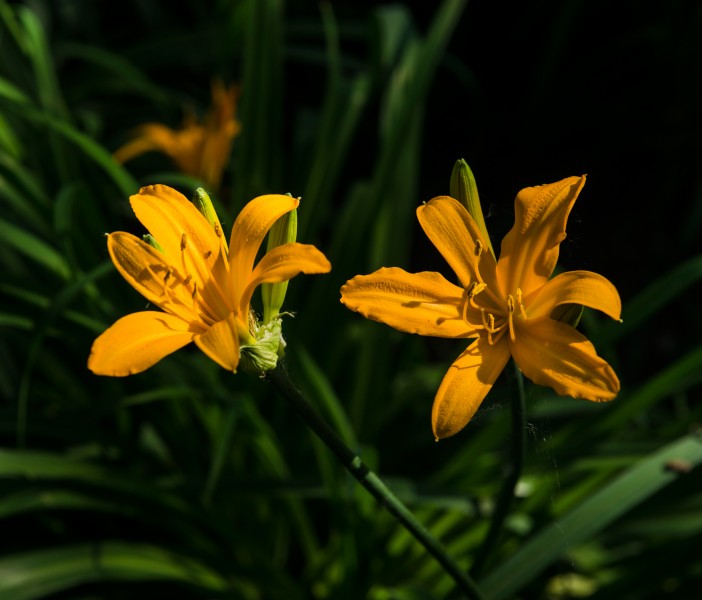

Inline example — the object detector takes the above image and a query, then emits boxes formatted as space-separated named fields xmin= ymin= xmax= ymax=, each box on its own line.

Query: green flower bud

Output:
xmin=262 ymin=206 xmax=298 ymax=324
xmin=142 ymin=234 xmax=164 ymax=253
xmin=193 ymin=187 xmax=222 ymax=231
xmin=551 ymin=303 xmax=584 ymax=328
xmin=450 ymin=159 xmax=494 ymax=259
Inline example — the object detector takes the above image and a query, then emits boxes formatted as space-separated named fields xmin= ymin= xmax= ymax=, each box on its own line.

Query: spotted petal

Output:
xmin=88 ymin=311 xmax=196 ymax=376
xmin=341 ymin=267 xmax=479 ymax=338
xmin=417 ymin=196 xmax=497 ymax=290
xmin=511 ymin=318 xmax=619 ymax=401
xmin=130 ymin=185 xmax=222 ymax=276
xmin=107 ymin=232 xmax=200 ymax=322
xmin=527 ymin=270 xmax=622 ymax=321
xmin=496 ymin=176 xmax=586 ymax=297
xmin=432 ymin=336 xmax=511 ymax=440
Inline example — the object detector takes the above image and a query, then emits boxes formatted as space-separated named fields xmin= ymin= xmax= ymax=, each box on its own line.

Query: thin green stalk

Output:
xmin=268 ymin=362 xmax=485 ymax=600
xmin=470 ymin=361 xmax=527 ymax=578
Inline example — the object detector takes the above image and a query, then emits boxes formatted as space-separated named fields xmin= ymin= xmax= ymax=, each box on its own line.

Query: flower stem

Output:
xmin=269 ymin=361 xmax=485 ymax=600
xmin=470 ymin=361 xmax=527 ymax=578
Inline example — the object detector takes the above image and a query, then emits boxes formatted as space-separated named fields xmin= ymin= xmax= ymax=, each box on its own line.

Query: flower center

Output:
xmin=464 ymin=283 xmax=527 ymax=345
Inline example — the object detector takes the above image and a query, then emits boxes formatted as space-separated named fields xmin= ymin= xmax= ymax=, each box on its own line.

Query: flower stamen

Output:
xmin=516 ymin=287 xmax=528 ymax=319
xmin=507 ymin=295 xmax=516 ymax=342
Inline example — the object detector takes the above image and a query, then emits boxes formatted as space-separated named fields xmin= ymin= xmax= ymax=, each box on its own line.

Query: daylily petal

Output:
xmin=527 ymin=270 xmax=622 ymax=321
xmin=113 ymin=124 xmax=177 ymax=164
xmin=432 ymin=336 xmax=511 ymax=440
xmin=130 ymin=184 xmax=222 ymax=275
xmin=417 ymin=196 xmax=497 ymax=289
xmin=240 ymin=243 xmax=331 ymax=316
xmin=107 ymin=232 xmax=200 ymax=322
xmin=194 ymin=312 xmax=243 ymax=372
xmin=228 ymin=194 xmax=299 ymax=302
xmin=511 ymin=318 xmax=619 ymax=401
xmin=496 ymin=176 xmax=586 ymax=297
xmin=342 ymin=267 xmax=480 ymax=338
xmin=88 ymin=311 xmax=195 ymax=376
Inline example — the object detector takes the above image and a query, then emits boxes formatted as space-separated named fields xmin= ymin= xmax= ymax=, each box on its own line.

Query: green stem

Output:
xmin=269 ymin=362 xmax=485 ymax=600
xmin=470 ymin=361 xmax=527 ymax=578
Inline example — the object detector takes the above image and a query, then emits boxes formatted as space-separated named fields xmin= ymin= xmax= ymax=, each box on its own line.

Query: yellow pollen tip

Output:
xmin=516 ymin=287 xmax=528 ymax=319
xmin=475 ymin=239 xmax=483 ymax=256
xmin=214 ymin=223 xmax=222 ymax=237
xmin=180 ymin=233 xmax=187 ymax=251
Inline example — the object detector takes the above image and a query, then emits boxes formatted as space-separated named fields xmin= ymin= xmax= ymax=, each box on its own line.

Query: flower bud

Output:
xmin=142 ymin=234 xmax=164 ymax=253
xmin=193 ymin=187 xmax=222 ymax=231
xmin=262 ymin=205 xmax=298 ymax=324
xmin=551 ymin=303 xmax=584 ymax=328
xmin=450 ymin=159 xmax=494 ymax=258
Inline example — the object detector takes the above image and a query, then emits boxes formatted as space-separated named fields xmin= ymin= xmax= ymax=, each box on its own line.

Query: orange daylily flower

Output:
xmin=114 ymin=81 xmax=240 ymax=190
xmin=89 ymin=185 xmax=330 ymax=376
xmin=341 ymin=176 xmax=621 ymax=440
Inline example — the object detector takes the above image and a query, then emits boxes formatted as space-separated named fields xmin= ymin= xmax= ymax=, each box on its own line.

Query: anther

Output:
xmin=516 ymin=288 xmax=528 ymax=319
xmin=183 ymin=274 xmax=193 ymax=286
xmin=466 ymin=281 xmax=487 ymax=310
xmin=214 ymin=223 xmax=222 ymax=238
xmin=475 ymin=239 xmax=483 ymax=256
xmin=204 ymin=250 xmax=212 ymax=259
xmin=163 ymin=269 xmax=171 ymax=284
xmin=180 ymin=233 xmax=187 ymax=251
xmin=191 ymin=281 xmax=198 ymax=299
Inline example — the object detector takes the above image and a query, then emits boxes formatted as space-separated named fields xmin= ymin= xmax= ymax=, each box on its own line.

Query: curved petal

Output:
xmin=496 ymin=176 xmax=586 ymax=297
xmin=130 ymin=184 xmax=222 ymax=277
xmin=228 ymin=194 xmax=299 ymax=303
xmin=240 ymin=243 xmax=331 ymax=315
xmin=432 ymin=336 xmax=511 ymax=440
xmin=341 ymin=267 xmax=479 ymax=338
xmin=527 ymin=270 xmax=622 ymax=320
xmin=511 ymin=318 xmax=619 ymax=401
xmin=107 ymin=232 xmax=200 ymax=323
xmin=113 ymin=125 xmax=175 ymax=164
xmin=194 ymin=312 xmax=243 ymax=372
xmin=88 ymin=311 xmax=195 ymax=376
xmin=417 ymin=196 xmax=497 ymax=289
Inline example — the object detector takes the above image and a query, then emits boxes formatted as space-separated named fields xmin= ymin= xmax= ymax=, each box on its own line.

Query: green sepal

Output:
xmin=239 ymin=317 xmax=285 ymax=376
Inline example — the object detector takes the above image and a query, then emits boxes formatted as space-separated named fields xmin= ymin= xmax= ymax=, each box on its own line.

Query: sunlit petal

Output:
xmin=496 ymin=176 xmax=585 ymax=297
xmin=194 ymin=312 xmax=242 ymax=372
xmin=432 ymin=336 xmax=511 ymax=440
xmin=228 ymin=194 xmax=299 ymax=302
xmin=512 ymin=318 xmax=619 ymax=401
xmin=240 ymin=243 xmax=331 ymax=315
xmin=342 ymin=267 xmax=481 ymax=338
xmin=527 ymin=270 xmax=622 ymax=320
xmin=88 ymin=311 xmax=196 ymax=376
xmin=417 ymin=196 xmax=497 ymax=289
xmin=107 ymin=232 xmax=199 ymax=322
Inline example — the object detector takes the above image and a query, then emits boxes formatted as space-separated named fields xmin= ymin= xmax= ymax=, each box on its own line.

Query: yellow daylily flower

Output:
xmin=341 ymin=176 xmax=621 ymax=440
xmin=89 ymin=185 xmax=331 ymax=376
xmin=114 ymin=81 xmax=241 ymax=190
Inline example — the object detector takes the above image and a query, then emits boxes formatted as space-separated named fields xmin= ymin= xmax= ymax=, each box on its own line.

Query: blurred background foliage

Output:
xmin=1 ymin=0 xmax=701 ymax=598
